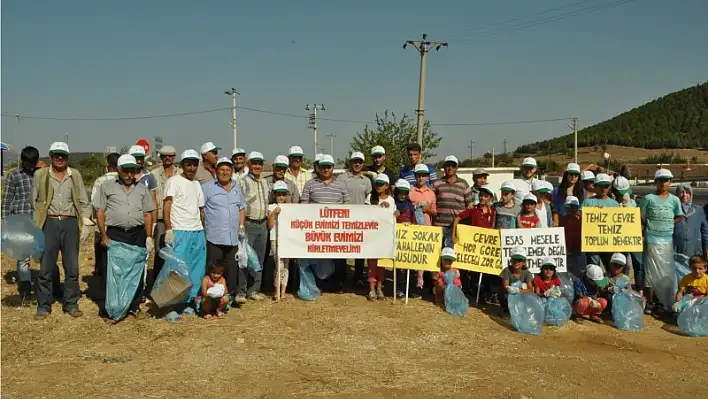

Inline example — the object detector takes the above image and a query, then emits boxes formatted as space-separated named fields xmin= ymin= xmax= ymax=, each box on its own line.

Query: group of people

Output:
xmin=2 ymin=140 xmax=707 ymax=323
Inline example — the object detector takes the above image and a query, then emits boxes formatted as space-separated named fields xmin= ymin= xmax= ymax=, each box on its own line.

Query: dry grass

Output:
xmin=2 ymin=245 xmax=706 ymax=399
xmin=541 ymin=145 xmax=708 ymax=164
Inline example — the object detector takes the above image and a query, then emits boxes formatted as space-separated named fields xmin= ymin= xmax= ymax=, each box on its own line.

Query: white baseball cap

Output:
xmin=613 ymin=176 xmax=631 ymax=195
xmin=319 ymin=154 xmax=335 ymax=166
xmin=314 ymin=153 xmax=324 ymax=163
xmin=232 ymin=148 xmax=246 ymax=156
xmin=129 ymin=145 xmax=146 ymax=157
xmin=473 ymin=168 xmax=489 ymax=176
xmin=216 ymin=157 xmax=233 ymax=167
xmin=200 ymin=142 xmax=220 ymax=154
xmin=441 ymin=247 xmax=456 ymax=260
xmin=117 ymin=154 xmax=138 ymax=168
xmin=510 ymin=246 xmax=527 ymax=260
xmin=288 ymin=146 xmax=304 ymax=157
xmin=581 ymin=170 xmax=596 ymax=182
xmin=395 ymin=179 xmax=411 ymax=191
xmin=532 ymin=179 xmax=552 ymax=193
xmin=654 ymin=168 xmax=673 ymax=180
xmin=541 ymin=258 xmax=556 ymax=268
xmin=479 ymin=184 xmax=495 ymax=196
xmin=500 ymin=180 xmax=516 ymax=192
xmin=374 ymin=173 xmax=390 ymax=184
xmin=248 ymin=151 xmax=264 ymax=162
xmin=273 ymin=180 xmax=289 ymax=192
xmin=566 ymin=163 xmax=581 ymax=174
xmin=585 ymin=264 xmax=609 ymax=287
xmin=443 ymin=155 xmax=459 ymax=165
xmin=273 ymin=155 xmax=289 ymax=167
xmin=350 ymin=151 xmax=365 ymax=161
xmin=522 ymin=157 xmax=537 ymax=167
xmin=180 ymin=149 xmax=200 ymax=161
xmin=564 ymin=195 xmax=580 ymax=207
xmin=414 ymin=164 xmax=430 ymax=174
xmin=371 ymin=145 xmax=385 ymax=155
xmin=522 ymin=193 xmax=538 ymax=203
xmin=49 ymin=142 xmax=70 ymax=155
xmin=159 ymin=145 xmax=177 ymax=156
xmin=595 ymin=173 xmax=613 ymax=186
xmin=610 ymin=253 xmax=627 ymax=266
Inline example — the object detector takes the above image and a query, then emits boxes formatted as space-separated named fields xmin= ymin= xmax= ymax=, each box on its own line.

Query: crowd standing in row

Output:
xmin=2 ymin=141 xmax=707 ymax=322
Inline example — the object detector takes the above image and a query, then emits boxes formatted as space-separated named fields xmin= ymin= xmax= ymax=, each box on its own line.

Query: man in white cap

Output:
xmin=336 ymin=151 xmax=372 ymax=285
xmin=93 ymin=154 xmax=155 ymax=320
xmin=285 ymin=145 xmax=310 ymax=195
xmin=398 ymin=143 xmax=437 ymax=186
xmin=202 ymin=157 xmax=247 ymax=305
xmin=32 ymin=142 xmax=93 ymax=319
xmin=237 ymin=151 xmax=269 ymax=300
xmin=471 ymin=168 xmax=496 ymax=205
xmin=510 ymin=157 xmax=538 ymax=203
xmin=150 ymin=145 xmax=181 ymax=287
xmin=366 ymin=145 xmax=396 ymax=184
xmin=163 ymin=149 xmax=206 ymax=305
xmin=196 ymin=141 xmax=221 ymax=184
xmin=312 ymin=153 xmax=324 ymax=179
xmin=431 ymin=155 xmax=473 ymax=247
xmin=231 ymin=148 xmax=249 ymax=180
xmin=267 ymin=155 xmax=299 ymax=203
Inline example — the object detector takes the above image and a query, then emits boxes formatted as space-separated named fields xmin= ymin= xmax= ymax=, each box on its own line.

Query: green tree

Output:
xmin=347 ymin=111 xmax=442 ymax=173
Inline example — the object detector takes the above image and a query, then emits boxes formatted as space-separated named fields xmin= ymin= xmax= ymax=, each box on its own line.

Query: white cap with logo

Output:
xmin=232 ymin=148 xmax=246 ymax=156
xmin=443 ymin=155 xmax=459 ymax=165
xmin=129 ymin=145 xmax=146 ymax=157
xmin=180 ymin=149 xmax=200 ymax=161
xmin=441 ymin=247 xmax=456 ymax=260
xmin=374 ymin=174 xmax=390 ymax=184
xmin=216 ymin=157 xmax=233 ymax=166
xmin=159 ymin=145 xmax=177 ymax=156
xmin=522 ymin=157 xmax=537 ymax=167
xmin=414 ymin=164 xmax=430 ymax=174
xmin=288 ymin=146 xmax=304 ymax=157
xmin=566 ymin=163 xmax=581 ymax=174
xmin=595 ymin=173 xmax=613 ymax=185
xmin=273 ymin=155 xmax=289 ymax=167
xmin=319 ymin=154 xmax=334 ymax=166
xmin=564 ymin=195 xmax=580 ymax=207
xmin=248 ymin=151 xmax=264 ymax=162
xmin=654 ymin=168 xmax=673 ymax=180
xmin=581 ymin=170 xmax=595 ymax=181
xmin=395 ymin=179 xmax=411 ymax=191
xmin=500 ymin=181 xmax=516 ymax=192
xmin=49 ymin=142 xmax=70 ymax=155
xmin=200 ymin=142 xmax=220 ymax=154
xmin=350 ymin=152 xmax=365 ymax=161
xmin=522 ymin=193 xmax=538 ymax=203
xmin=117 ymin=154 xmax=138 ymax=168
xmin=371 ymin=145 xmax=385 ymax=155
xmin=273 ymin=180 xmax=289 ymax=192
xmin=610 ymin=253 xmax=627 ymax=266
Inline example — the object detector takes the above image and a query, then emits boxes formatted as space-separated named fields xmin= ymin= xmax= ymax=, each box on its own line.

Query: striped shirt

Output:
xmin=238 ymin=173 xmax=269 ymax=220
xmin=301 ymin=178 xmax=350 ymax=204
xmin=399 ymin=163 xmax=438 ymax=186
xmin=432 ymin=175 xmax=473 ymax=227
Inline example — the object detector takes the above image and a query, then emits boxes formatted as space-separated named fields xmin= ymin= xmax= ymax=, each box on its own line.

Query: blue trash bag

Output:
xmin=543 ymin=291 xmax=572 ymax=326
xmin=241 ymin=237 xmax=262 ymax=272
xmin=674 ymin=253 xmax=691 ymax=281
xmin=1 ymin=214 xmax=45 ymax=261
xmin=415 ymin=205 xmax=426 ymax=225
xmin=677 ymin=295 xmax=708 ymax=337
xmin=557 ymin=272 xmax=577 ymax=306
xmin=150 ymin=247 xmax=192 ymax=308
xmin=105 ymin=241 xmax=149 ymax=320
xmin=611 ymin=278 xmax=645 ymax=331
xmin=443 ymin=270 xmax=469 ymax=317
xmin=298 ymin=262 xmax=321 ymax=301
xmin=312 ymin=259 xmax=335 ymax=280
xmin=508 ymin=282 xmax=545 ymax=335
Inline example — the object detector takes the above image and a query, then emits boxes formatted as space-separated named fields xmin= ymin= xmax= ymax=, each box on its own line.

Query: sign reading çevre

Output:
xmin=581 ymin=207 xmax=643 ymax=252
xmin=277 ymin=204 xmax=396 ymax=259
xmin=454 ymin=225 xmax=503 ymax=274
xmin=501 ymin=227 xmax=567 ymax=274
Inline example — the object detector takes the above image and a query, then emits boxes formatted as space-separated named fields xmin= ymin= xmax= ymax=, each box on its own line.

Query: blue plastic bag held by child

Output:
xmin=1 ymin=214 xmax=45 ymax=261
xmin=298 ymin=262 xmax=321 ymax=301
xmin=508 ymin=282 xmax=544 ymax=335
xmin=150 ymin=247 xmax=192 ymax=308
xmin=543 ymin=287 xmax=571 ymax=326
xmin=443 ymin=270 xmax=469 ymax=317
xmin=558 ymin=272 xmax=577 ymax=306
xmin=105 ymin=241 xmax=149 ymax=320
xmin=239 ymin=237 xmax=262 ymax=272
xmin=415 ymin=205 xmax=425 ymax=225
xmin=611 ymin=277 xmax=645 ymax=331
xmin=677 ymin=295 xmax=708 ymax=337
xmin=674 ymin=253 xmax=691 ymax=281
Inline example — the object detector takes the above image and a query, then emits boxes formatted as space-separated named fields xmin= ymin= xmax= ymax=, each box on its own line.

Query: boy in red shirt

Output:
xmin=454 ymin=184 xmax=496 ymax=231
xmin=517 ymin=194 xmax=540 ymax=228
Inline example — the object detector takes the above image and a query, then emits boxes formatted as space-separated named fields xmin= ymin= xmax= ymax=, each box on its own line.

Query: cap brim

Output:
xmin=250 ymin=158 xmax=264 ymax=162
xmin=216 ymin=161 xmax=233 ymax=167
xmin=159 ymin=152 xmax=176 ymax=156
xmin=597 ymin=182 xmax=611 ymax=186
xmin=372 ymin=151 xmax=385 ymax=155
xmin=350 ymin=158 xmax=364 ymax=162
xmin=289 ymin=153 xmax=304 ymax=157
xmin=541 ymin=264 xmax=556 ymax=269
xmin=49 ymin=150 xmax=70 ymax=155
xmin=511 ymin=255 xmax=526 ymax=260
xmin=594 ymin=278 xmax=609 ymax=288
xmin=522 ymin=163 xmax=536 ymax=167
xmin=480 ymin=189 xmax=495 ymax=196
xmin=274 ymin=163 xmax=288 ymax=168
xmin=119 ymin=163 xmax=138 ymax=169
xmin=375 ymin=180 xmax=389 ymax=184
xmin=274 ymin=189 xmax=289 ymax=193
xmin=441 ymin=255 xmax=456 ymax=261
xmin=181 ymin=157 xmax=200 ymax=162
xmin=319 ymin=162 xmax=334 ymax=166
xmin=396 ymin=187 xmax=410 ymax=191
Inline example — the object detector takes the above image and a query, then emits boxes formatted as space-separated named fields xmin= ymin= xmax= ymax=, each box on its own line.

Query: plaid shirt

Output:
xmin=2 ymin=167 xmax=35 ymax=218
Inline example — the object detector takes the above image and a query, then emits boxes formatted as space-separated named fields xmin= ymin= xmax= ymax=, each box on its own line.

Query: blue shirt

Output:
xmin=202 ymin=180 xmax=246 ymax=246
xmin=639 ymin=193 xmax=684 ymax=243
xmin=398 ymin=164 xmax=438 ymax=187
xmin=582 ymin=196 xmax=619 ymax=208
xmin=137 ymin=169 xmax=158 ymax=191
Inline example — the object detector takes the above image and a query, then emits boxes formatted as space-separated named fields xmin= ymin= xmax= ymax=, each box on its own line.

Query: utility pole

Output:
xmin=469 ymin=140 xmax=475 ymax=160
xmin=64 ymin=133 xmax=69 ymax=145
xmin=492 ymin=148 xmax=496 ymax=168
xmin=327 ymin=133 xmax=336 ymax=157
xmin=403 ymin=33 xmax=448 ymax=147
xmin=225 ymin=88 xmax=240 ymax=150
xmin=503 ymin=139 xmax=507 ymax=155
xmin=572 ymin=117 xmax=579 ymax=163
xmin=306 ymin=104 xmax=325 ymax=158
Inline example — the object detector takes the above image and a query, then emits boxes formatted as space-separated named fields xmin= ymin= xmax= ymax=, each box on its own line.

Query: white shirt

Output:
xmin=511 ymin=178 xmax=534 ymax=203
xmin=365 ymin=194 xmax=397 ymax=215
xmin=232 ymin=167 xmax=249 ymax=181
xmin=163 ymin=175 xmax=204 ymax=231
xmin=536 ymin=202 xmax=549 ymax=228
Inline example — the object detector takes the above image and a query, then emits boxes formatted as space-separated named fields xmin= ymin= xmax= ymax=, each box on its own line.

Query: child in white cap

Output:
xmin=573 ymin=264 xmax=609 ymax=323
xmin=500 ymin=247 xmax=534 ymax=313
xmin=268 ymin=181 xmax=291 ymax=300
xmin=517 ymin=194 xmax=540 ymax=229
xmin=432 ymin=247 xmax=462 ymax=305
xmin=365 ymin=174 xmax=397 ymax=301
xmin=559 ymin=196 xmax=585 ymax=277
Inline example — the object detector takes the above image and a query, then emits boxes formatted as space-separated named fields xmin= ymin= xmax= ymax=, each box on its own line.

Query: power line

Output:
xmin=455 ymin=0 xmax=639 ymax=43
xmin=1 ymin=107 xmax=232 ymax=121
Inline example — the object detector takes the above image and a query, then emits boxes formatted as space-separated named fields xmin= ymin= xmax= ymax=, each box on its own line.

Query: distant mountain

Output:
xmin=516 ymin=82 xmax=708 ymax=154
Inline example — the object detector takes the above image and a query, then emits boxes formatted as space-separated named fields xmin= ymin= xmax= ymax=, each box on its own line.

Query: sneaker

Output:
xmin=247 ymin=293 xmax=265 ymax=301
xmin=409 ymin=290 xmax=422 ymax=299
xmin=368 ymin=290 xmax=377 ymax=301
xmin=376 ymin=290 xmax=386 ymax=300
xmin=234 ymin=295 xmax=247 ymax=304
xmin=35 ymin=310 xmax=50 ymax=320
xmin=396 ymin=290 xmax=405 ymax=298
xmin=131 ymin=310 xmax=147 ymax=320
xmin=66 ymin=309 xmax=83 ymax=318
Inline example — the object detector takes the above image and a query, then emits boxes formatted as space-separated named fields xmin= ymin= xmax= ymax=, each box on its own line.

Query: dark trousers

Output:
xmin=37 ymin=218 xmax=81 ymax=313
xmin=206 ymin=241 xmax=239 ymax=298
xmin=151 ymin=220 xmax=166 ymax=289
xmin=244 ymin=219 xmax=267 ymax=295
xmin=96 ymin=226 xmax=147 ymax=314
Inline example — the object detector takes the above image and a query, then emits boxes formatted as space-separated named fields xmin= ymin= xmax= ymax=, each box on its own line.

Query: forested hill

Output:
xmin=516 ymin=82 xmax=708 ymax=154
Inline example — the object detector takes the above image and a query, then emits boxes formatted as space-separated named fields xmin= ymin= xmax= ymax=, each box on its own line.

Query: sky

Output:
xmin=2 ymin=0 xmax=707 ymax=162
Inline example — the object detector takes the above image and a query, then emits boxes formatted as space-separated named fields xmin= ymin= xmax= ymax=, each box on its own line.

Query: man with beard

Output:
xmin=231 ymin=148 xmax=249 ymax=180
xmin=94 ymin=154 xmax=154 ymax=320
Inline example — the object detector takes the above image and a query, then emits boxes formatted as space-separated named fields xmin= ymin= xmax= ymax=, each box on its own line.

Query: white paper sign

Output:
xmin=501 ymin=227 xmax=567 ymax=273
xmin=277 ymin=204 xmax=396 ymax=259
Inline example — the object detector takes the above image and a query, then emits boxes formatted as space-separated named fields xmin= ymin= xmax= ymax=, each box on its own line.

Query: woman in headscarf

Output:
xmin=552 ymin=163 xmax=585 ymax=217
xmin=673 ymin=184 xmax=708 ymax=259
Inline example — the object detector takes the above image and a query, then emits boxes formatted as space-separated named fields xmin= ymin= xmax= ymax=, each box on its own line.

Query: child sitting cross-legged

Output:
xmin=573 ymin=264 xmax=609 ymax=324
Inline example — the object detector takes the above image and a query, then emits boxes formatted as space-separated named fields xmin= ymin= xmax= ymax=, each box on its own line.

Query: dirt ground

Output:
xmin=540 ymin=145 xmax=708 ymax=165
xmin=1 ymin=245 xmax=706 ymax=399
